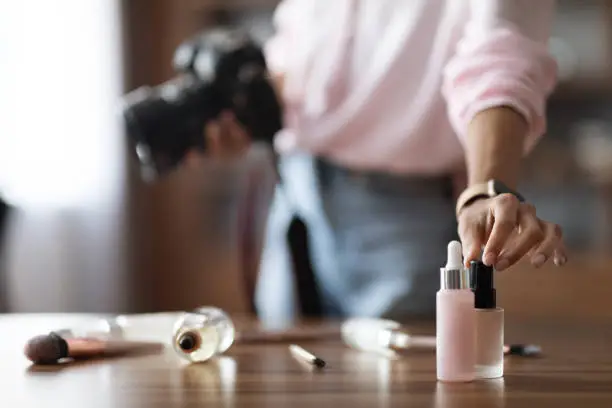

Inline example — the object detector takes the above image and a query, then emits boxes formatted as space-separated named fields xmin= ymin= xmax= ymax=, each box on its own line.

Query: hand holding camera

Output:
xmin=182 ymin=110 xmax=251 ymax=171
xmin=122 ymin=27 xmax=283 ymax=182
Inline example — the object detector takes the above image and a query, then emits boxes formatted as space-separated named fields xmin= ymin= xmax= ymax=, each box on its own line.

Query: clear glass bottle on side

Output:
xmin=172 ymin=306 xmax=236 ymax=363
xmin=470 ymin=261 xmax=504 ymax=379
xmin=436 ymin=241 xmax=476 ymax=382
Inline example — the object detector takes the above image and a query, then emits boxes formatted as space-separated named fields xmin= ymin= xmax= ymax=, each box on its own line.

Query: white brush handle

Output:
xmin=341 ymin=317 xmax=401 ymax=352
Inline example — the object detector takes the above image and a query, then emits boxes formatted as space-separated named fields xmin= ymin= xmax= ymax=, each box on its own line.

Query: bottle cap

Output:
xmin=445 ymin=241 xmax=463 ymax=270
xmin=470 ymin=261 xmax=496 ymax=308
xmin=439 ymin=241 xmax=469 ymax=289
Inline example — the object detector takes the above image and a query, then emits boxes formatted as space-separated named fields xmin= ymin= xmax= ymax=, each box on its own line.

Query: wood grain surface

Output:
xmin=2 ymin=313 xmax=612 ymax=407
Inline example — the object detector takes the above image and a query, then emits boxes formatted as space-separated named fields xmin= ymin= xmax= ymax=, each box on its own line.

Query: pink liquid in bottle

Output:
xmin=436 ymin=241 xmax=475 ymax=382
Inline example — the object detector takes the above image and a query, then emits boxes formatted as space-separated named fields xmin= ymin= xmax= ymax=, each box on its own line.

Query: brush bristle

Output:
xmin=24 ymin=334 xmax=66 ymax=364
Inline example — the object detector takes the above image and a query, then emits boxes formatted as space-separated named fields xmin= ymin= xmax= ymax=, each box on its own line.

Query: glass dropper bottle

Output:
xmin=172 ymin=306 xmax=236 ymax=363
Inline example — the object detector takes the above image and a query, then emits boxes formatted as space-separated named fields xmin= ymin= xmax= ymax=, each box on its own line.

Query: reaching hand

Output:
xmin=458 ymin=193 xmax=567 ymax=271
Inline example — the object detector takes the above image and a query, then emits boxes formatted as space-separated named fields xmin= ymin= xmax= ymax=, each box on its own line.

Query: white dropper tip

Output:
xmin=445 ymin=240 xmax=463 ymax=270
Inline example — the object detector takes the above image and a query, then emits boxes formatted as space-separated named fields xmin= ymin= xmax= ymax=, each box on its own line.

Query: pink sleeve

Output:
xmin=442 ymin=0 xmax=558 ymax=154
xmin=263 ymin=0 xmax=301 ymax=76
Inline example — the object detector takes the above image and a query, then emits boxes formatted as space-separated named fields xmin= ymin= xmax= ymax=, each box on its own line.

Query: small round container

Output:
xmin=172 ymin=306 xmax=235 ymax=363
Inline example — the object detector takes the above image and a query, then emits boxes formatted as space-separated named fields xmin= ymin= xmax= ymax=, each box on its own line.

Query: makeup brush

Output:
xmin=24 ymin=332 xmax=164 ymax=365
xmin=341 ymin=317 xmax=541 ymax=357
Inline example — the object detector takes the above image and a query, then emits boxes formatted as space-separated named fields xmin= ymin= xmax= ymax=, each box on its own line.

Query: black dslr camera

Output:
xmin=122 ymin=28 xmax=283 ymax=181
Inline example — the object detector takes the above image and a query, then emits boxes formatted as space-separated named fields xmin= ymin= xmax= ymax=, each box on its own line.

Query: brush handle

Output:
xmin=65 ymin=338 xmax=164 ymax=359
xmin=400 ymin=334 xmax=437 ymax=349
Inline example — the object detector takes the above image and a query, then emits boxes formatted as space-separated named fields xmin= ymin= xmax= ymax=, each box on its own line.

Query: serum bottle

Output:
xmin=172 ymin=306 xmax=236 ymax=363
xmin=436 ymin=240 xmax=475 ymax=382
xmin=470 ymin=261 xmax=504 ymax=379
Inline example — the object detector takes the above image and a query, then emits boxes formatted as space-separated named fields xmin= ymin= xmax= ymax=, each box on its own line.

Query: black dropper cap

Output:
xmin=470 ymin=260 xmax=496 ymax=309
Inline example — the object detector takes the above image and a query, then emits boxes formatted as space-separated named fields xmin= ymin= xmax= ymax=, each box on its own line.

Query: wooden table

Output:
xmin=2 ymin=313 xmax=612 ymax=407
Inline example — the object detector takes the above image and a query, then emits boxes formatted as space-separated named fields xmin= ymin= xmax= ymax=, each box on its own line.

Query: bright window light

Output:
xmin=0 ymin=0 xmax=125 ymax=210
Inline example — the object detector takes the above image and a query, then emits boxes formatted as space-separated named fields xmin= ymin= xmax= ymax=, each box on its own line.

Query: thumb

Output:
xmin=459 ymin=222 xmax=485 ymax=267
xmin=183 ymin=149 xmax=204 ymax=170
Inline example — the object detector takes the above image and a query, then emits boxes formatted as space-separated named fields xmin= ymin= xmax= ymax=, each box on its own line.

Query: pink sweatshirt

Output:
xmin=264 ymin=0 xmax=559 ymax=175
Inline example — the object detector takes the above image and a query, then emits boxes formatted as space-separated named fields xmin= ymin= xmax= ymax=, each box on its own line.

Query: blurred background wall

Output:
xmin=0 ymin=0 xmax=128 ymax=313
xmin=0 ymin=0 xmax=612 ymax=317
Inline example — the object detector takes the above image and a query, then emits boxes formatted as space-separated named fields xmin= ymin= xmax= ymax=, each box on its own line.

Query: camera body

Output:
xmin=122 ymin=28 xmax=283 ymax=181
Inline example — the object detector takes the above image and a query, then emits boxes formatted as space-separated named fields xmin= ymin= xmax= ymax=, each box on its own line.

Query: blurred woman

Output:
xmin=194 ymin=0 xmax=566 ymax=322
